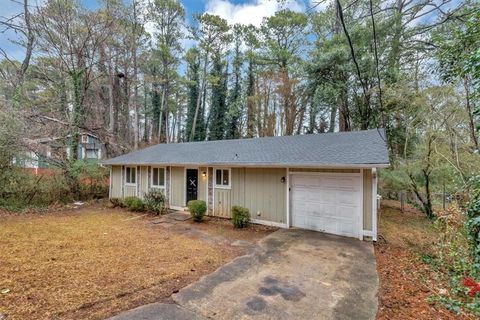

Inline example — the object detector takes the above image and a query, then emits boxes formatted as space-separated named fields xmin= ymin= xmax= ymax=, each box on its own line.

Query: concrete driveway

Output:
xmin=109 ymin=229 xmax=378 ymax=320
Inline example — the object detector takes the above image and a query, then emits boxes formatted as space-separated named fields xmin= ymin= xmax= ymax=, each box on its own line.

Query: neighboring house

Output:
xmin=17 ymin=133 xmax=105 ymax=173
xmin=103 ymin=129 xmax=389 ymax=240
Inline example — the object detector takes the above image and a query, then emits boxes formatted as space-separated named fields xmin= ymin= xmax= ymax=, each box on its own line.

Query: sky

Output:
xmin=0 ymin=0 xmax=316 ymax=61
xmin=0 ymin=0 xmax=458 ymax=62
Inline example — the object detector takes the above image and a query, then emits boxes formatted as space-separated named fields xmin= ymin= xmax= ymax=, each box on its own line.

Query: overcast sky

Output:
xmin=0 ymin=0 xmax=457 ymax=62
xmin=0 ymin=0 xmax=318 ymax=60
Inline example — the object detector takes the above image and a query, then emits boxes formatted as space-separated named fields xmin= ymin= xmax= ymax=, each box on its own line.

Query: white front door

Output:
xmin=290 ymin=173 xmax=362 ymax=238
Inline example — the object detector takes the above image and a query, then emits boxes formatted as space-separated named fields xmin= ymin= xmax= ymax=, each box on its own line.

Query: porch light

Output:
xmin=280 ymin=177 xmax=286 ymax=183
xmin=202 ymin=171 xmax=207 ymax=177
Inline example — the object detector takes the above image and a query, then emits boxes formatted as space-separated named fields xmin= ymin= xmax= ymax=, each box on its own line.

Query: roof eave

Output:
xmin=101 ymin=162 xmax=390 ymax=169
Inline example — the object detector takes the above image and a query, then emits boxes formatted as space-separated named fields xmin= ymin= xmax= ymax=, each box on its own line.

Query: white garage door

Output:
xmin=291 ymin=173 xmax=362 ymax=238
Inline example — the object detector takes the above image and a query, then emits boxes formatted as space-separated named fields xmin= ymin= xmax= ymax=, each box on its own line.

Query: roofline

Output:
xmin=101 ymin=162 xmax=390 ymax=169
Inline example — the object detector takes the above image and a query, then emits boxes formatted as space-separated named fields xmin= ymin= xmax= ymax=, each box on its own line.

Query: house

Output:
xmin=17 ymin=133 xmax=105 ymax=174
xmin=103 ymin=129 xmax=389 ymax=240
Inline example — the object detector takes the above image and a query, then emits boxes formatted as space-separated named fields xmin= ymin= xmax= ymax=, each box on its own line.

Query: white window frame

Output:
xmin=151 ymin=166 xmax=166 ymax=188
xmin=214 ymin=168 xmax=231 ymax=189
xmin=125 ymin=166 xmax=137 ymax=186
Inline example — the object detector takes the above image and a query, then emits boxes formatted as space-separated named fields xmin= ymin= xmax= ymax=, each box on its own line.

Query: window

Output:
xmin=215 ymin=169 xmax=230 ymax=188
xmin=81 ymin=135 xmax=89 ymax=143
xmin=151 ymin=167 xmax=165 ymax=187
xmin=125 ymin=166 xmax=136 ymax=185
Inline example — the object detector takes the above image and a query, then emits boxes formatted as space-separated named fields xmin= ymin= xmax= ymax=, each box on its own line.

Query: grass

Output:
xmin=0 ymin=206 xmax=243 ymax=320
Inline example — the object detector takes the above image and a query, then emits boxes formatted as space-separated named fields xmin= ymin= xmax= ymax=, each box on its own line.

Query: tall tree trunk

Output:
xmin=246 ymin=58 xmax=256 ymax=138
xmin=191 ymin=52 xmax=208 ymax=141
xmin=131 ymin=0 xmax=139 ymax=149
xmin=464 ymin=77 xmax=479 ymax=152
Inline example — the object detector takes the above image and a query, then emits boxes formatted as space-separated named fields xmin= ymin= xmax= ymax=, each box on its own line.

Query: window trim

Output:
xmin=125 ymin=166 xmax=137 ymax=186
xmin=214 ymin=168 xmax=231 ymax=189
xmin=150 ymin=166 xmax=166 ymax=188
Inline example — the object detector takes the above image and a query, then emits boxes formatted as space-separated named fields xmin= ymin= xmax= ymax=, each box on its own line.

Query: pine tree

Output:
xmin=225 ymin=25 xmax=242 ymax=140
xmin=208 ymin=56 xmax=228 ymax=140
xmin=185 ymin=48 xmax=201 ymax=141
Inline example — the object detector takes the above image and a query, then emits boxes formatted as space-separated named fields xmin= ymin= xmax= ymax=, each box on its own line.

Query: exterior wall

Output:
xmin=363 ymin=169 xmax=373 ymax=231
xmin=124 ymin=185 xmax=136 ymax=197
xmin=138 ymin=166 xmax=149 ymax=198
xmin=198 ymin=167 xmax=208 ymax=203
xmin=170 ymin=166 xmax=185 ymax=207
xmin=207 ymin=167 xmax=214 ymax=215
xmin=110 ymin=165 xmax=123 ymax=198
xmin=165 ymin=166 xmax=170 ymax=207
xmin=213 ymin=168 xmax=287 ymax=224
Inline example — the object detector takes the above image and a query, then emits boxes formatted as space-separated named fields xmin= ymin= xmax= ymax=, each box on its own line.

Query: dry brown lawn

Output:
xmin=0 ymin=206 xmax=253 ymax=320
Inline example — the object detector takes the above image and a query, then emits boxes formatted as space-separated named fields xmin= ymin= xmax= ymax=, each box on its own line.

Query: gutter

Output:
xmin=100 ymin=162 xmax=390 ymax=169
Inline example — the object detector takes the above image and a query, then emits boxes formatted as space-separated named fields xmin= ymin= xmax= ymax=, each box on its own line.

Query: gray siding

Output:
xmin=213 ymin=168 xmax=287 ymax=224
xmin=171 ymin=166 xmax=185 ymax=207
xmin=198 ymin=167 xmax=208 ymax=203
xmin=110 ymin=165 xmax=122 ymax=198
xmin=138 ymin=166 xmax=149 ymax=198
xmin=363 ymin=169 xmax=373 ymax=231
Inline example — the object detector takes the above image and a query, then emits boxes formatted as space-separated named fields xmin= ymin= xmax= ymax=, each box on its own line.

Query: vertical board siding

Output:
xmin=138 ymin=166 xmax=149 ymax=198
xmin=124 ymin=185 xmax=136 ymax=197
xmin=213 ymin=168 xmax=286 ymax=224
xmin=363 ymin=169 xmax=373 ymax=231
xmin=244 ymin=168 xmax=286 ymax=224
xmin=110 ymin=166 xmax=123 ymax=198
xmin=198 ymin=167 xmax=207 ymax=203
xmin=207 ymin=167 xmax=214 ymax=215
xmin=171 ymin=166 xmax=185 ymax=207
xmin=214 ymin=189 xmax=231 ymax=217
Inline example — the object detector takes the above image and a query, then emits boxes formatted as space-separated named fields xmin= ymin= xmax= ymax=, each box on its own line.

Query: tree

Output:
xmin=189 ymin=13 xmax=230 ymax=141
xmin=259 ymin=9 xmax=308 ymax=135
xmin=208 ymin=56 xmax=228 ymax=140
xmin=225 ymin=24 xmax=243 ymax=140
xmin=149 ymin=0 xmax=185 ymax=143
xmin=435 ymin=5 xmax=480 ymax=152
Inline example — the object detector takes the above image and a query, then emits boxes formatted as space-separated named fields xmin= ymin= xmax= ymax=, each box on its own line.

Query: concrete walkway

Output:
xmin=108 ymin=229 xmax=378 ymax=320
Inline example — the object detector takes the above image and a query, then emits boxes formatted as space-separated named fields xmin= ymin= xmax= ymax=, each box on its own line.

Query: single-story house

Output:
xmin=103 ymin=129 xmax=389 ymax=240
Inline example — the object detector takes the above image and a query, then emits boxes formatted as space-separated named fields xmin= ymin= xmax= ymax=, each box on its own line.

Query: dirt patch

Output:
xmin=375 ymin=204 xmax=476 ymax=320
xmin=185 ymin=216 xmax=277 ymax=243
xmin=0 ymin=206 xmax=263 ymax=320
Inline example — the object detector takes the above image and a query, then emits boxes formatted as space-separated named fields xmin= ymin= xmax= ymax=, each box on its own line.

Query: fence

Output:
xmin=381 ymin=189 xmax=468 ymax=213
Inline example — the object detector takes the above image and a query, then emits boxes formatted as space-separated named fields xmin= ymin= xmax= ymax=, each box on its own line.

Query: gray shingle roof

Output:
xmin=102 ymin=129 xmax=389 ymax=167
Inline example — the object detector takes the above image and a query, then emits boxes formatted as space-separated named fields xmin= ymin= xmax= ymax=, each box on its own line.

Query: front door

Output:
xmin=186 ymin=169 xmax=198 ymax=204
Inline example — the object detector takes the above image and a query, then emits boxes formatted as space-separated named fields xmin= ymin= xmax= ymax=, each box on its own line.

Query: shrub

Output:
xmin=123 ymin=196 xmax=145 ymax=212
xmin=144 ymin=189 xmax=167 ymax=214
xmin=232 ymin=206 xmax=250 ymax=228
xmin=187 ymin=200 xmax=207 ymax=222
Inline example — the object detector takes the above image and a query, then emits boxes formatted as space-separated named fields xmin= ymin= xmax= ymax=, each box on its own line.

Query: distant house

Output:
xmin=103 ymin=129 xmax=389 ymax=241
xmin=16 ymin=133 xmax=105 ymax=174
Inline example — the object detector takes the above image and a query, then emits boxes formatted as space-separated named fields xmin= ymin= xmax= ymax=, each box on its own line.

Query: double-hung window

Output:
xmin=125 ymin=166 xmax=136 ymax=185
xmin=151 ymin=167 xmax=165 ymax=188
xmin=215 ymin=168 xmax=231 ymax=189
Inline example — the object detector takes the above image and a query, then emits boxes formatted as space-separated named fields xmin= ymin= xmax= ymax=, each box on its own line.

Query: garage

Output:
xmin=290 ymin=173 xmax=362 ymax=239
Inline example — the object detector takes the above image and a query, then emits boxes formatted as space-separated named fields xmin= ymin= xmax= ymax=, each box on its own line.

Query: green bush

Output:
xmin=123 ymin=196 xmax=145 ymax=212
xmin=144 ymin=189 xmax=167 ymax=214
xmin=232 ymin=206 xmax=250 ymax=228
xmin=187 ymin=200 xmax=207 ymax=222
